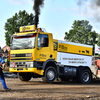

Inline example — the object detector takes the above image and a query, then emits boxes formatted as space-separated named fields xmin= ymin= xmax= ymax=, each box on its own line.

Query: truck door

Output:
xmin=36 ymin=34 xmax=50 ymax=61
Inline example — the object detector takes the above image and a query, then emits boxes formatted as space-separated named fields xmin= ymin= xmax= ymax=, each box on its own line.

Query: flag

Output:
xmin=95 ymin=44 xmax=100 ymax=54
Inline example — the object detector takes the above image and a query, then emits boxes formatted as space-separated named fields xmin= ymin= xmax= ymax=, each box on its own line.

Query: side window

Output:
xmin=38 ymin=34 xmax=48 ymax=47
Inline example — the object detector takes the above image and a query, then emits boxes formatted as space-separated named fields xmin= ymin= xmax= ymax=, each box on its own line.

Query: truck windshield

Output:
xmin=11 ymin=34 xmax=36 ymax=50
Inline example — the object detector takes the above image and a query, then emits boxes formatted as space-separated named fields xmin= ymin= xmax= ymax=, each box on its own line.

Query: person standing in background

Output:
xmin=0 ymin=54 xmax=11 ymax=91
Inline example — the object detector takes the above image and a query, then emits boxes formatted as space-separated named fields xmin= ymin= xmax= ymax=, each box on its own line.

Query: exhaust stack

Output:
xmin=33 ymin=0 xmax=44 ymax=28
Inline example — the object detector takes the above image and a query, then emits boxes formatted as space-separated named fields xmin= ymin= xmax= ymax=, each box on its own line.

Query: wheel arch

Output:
xmin=78 ymin=66 xmax=92 ymax=74
xmin=76 ymin=66 xmax=92 ymax=78
xmin=43 ymin=59 xmax=58 ymax=76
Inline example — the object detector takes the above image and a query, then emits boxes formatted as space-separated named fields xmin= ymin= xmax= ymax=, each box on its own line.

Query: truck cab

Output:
xmin=9 ymin=25 xmax=57 ymax=81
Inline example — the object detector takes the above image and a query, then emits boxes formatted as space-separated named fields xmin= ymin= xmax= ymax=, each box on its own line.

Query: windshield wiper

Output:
xmin=24 ymin=47 xmax=31 ymax=49
xmin=13 ymin=47 xmax=21 ymax=50
xmin=24 ymin=46 xmax=35 ymax=49
xmin=11 ymin=46 xmax=35 ymax=50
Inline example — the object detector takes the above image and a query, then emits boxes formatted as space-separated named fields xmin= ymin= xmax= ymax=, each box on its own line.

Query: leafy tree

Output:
xmin=97 ymin=34 xmax=100 ymax=46
xmin=5 ymin=10 xmax=35 ymax=46
xmin=64 ymin=20 xmax=98 ymax=45
xmin=96 ymin=34 xmax=100 ymax=56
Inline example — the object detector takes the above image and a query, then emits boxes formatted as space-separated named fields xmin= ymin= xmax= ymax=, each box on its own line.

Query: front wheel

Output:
xmin=18 ymin=73 xmax=31 ymax=81
xmin=80 ymin=69 xmax=92 ymax=84
xmin=42 ymin=66 xmax=57 ymax=83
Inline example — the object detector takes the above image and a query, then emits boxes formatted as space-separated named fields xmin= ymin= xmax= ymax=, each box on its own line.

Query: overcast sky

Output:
xmin=0 ymin=0 xmax=100 ymax=48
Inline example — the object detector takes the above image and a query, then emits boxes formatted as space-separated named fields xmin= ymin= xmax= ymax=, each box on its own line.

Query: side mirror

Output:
xmin=41 ymin=37 xmax=48 ymax=47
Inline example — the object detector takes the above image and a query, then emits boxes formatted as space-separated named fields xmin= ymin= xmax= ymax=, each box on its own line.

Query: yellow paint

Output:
xmin=58 ymin=42 xmax=92 ymax=56
xmin=9 ymin=68 xmax=44 ymax=75
xmin=10 ymin=60 xmax=33 ymax=62
xmin=34 ymin=33 xmax=54 ymax=62
xmin=10 ymin=49 xmax=33 ymax=54
xmin=11 ymin=57 xmax=31 ymax=59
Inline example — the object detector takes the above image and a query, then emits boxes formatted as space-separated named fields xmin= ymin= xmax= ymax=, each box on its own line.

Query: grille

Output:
xmin=11 ymin=58 xmax=31 ymax=60
xmin=15 ymin=54 xmax=26 ymax=57
xmin=11 ymin=53 xmax=32 ymax=61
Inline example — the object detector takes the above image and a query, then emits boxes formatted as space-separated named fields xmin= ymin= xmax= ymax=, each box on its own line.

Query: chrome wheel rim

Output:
xmin=82 ymin=72 xmax=89 ymax=82
xmin=47 ymin=70 xmax=55 ymax=80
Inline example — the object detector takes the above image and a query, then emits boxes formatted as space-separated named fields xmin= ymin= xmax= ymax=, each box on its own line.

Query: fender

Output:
xmin=77 ymin=66 xmax=92 ymax=76
xmin=42 ymin=59 xmax=57 ymax=70
xmin=42 ymin=59 xmax=59 ymax=78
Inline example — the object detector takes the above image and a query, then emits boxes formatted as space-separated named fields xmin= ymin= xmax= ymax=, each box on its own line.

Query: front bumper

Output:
xmin=9 ymin=67 xmax=44 ymax=75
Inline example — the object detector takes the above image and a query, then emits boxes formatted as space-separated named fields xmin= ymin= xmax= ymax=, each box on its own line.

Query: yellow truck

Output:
xmin=9 ymin=25 xmax=93 ymax=83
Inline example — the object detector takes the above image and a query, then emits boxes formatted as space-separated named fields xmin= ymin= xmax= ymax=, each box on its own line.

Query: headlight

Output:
xmin=29 ymin=62 xmax=33 ymax=67
xmin=26 ymin=62 xmax=33 ymax=67
xmin=26 ymin=53 xmax=32 ymax=57
xmin=11 ymin=54 xmax=16 ymax=57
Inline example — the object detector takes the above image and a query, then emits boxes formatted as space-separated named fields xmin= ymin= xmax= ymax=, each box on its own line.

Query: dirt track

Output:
xmin=1 ymin=78 xmax=100 ymax=100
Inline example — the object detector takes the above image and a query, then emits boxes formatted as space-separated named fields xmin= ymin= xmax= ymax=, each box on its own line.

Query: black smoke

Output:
xmin=77 ymin=0 xmax=100 ymax=6
xmin=77 ymin=0 xmax=87 ymax=6
xmin=77 ymin=0 xmax=100 ymax=22
xmin=33 ymin=0 xmax=44 ymax=28
xmin=93 ymin=0 xmax=100 ymax=6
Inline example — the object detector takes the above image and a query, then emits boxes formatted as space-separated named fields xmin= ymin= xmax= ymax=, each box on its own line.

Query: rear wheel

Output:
xmin=79 ymin=69 xmax=92 ymax=83
xmin=42 ymin=66 xmax=57 ymax=83
xmin=18 ymin=73 xmax=31 ymax=81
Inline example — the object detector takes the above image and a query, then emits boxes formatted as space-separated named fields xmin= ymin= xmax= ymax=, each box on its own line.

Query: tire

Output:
xmin=18 ymin=73 xmax=31 ymax=81
xmin=79 ymin=69 xmax=92 ymax=84
xmin=42 ymin=66 xmax=57 ymax=83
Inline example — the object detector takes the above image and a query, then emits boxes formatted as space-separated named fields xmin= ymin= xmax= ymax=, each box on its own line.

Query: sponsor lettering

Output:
xmin=63 ymin=58 xmax=87 ymax=64
xmin=39 ymin=54 xmax=46 ymax=59
xmin=59 ymin=45 xmax=67 ymax=51
xmin=22 ymin=27 xmax=30 ymax=31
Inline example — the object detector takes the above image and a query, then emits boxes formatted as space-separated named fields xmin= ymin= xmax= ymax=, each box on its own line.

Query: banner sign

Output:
xmin=95 ymin=44 xmax=100 ymax=54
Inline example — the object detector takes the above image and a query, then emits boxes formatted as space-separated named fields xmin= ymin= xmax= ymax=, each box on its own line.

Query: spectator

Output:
xmin=0 ymin=54 xmax=11 ymax=91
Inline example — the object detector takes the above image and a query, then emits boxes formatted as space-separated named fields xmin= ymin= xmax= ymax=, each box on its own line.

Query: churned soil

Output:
xmin=3 ymin=67 xmax=9 ymax=72
xmin=0 ymin=78 xmax=100 ymax=100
